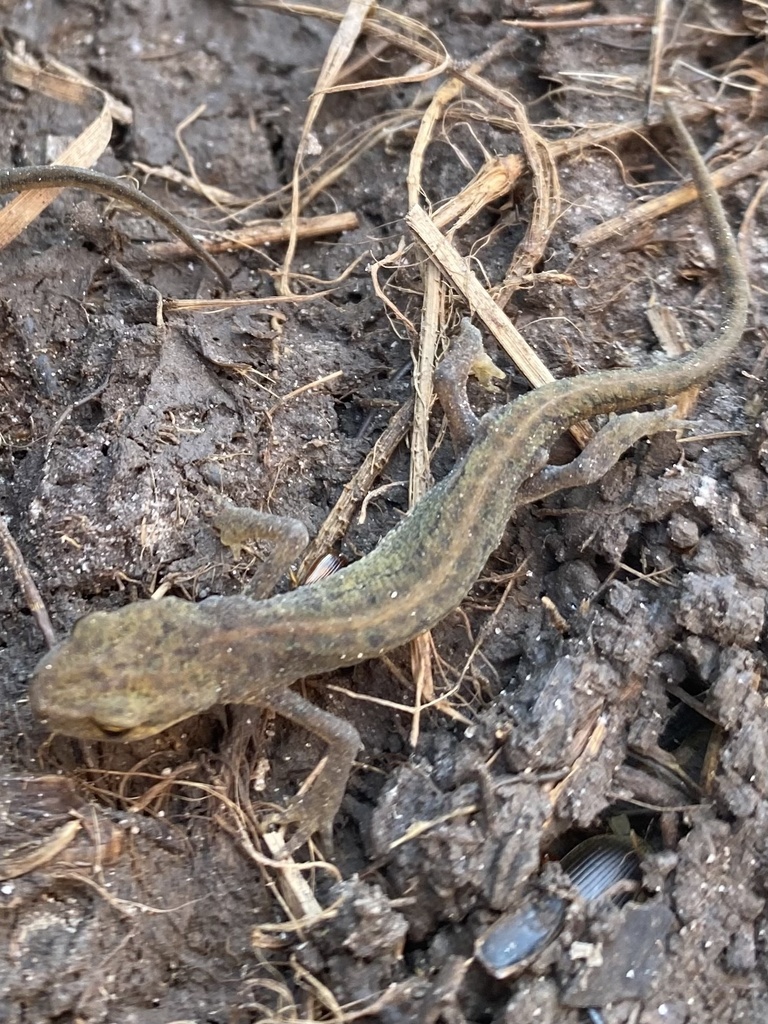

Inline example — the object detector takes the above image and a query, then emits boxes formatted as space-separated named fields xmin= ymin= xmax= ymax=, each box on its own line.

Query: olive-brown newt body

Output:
xmin=29 ymin=105 xmax=749 ymax=849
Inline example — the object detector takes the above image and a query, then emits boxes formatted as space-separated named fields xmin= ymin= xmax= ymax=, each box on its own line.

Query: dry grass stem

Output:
xmin=450 ymin=67 xmax=561 ymax=305
xmin=277 ymin=0 xmax=375 ymax=297
xmin=646 ymin=0 xmax=672 ymax=115
xmin=143 ymin=210 xmax=359 ymax=260
xmin=254 ymin=2 xmax=450 ymax=87
xmin=503 ymin=14 xmax=653 ymax=29
xmin=261 ymin=831 xmax=324 ymax=923
xmin=387 ymin=803 xmax=479 ymax=852
xmin=327 ymin=683 xmax=471 ymax=725
xmin=298 ymin=398 xmax=414 ymax=576
xmin=407 ymin=205 xmax=594 ymax=447
xmin=0 ymin=99 xmax=113 ymax=244
xmin=133 ymin=159 xmax=245 ymax=206
xmin=573 ymin=148 xmax=768 ymax=249
xmin=0 ymin=518 xmax=56 ymax=648
xmin=0 ymin=820 xmax=81 ymax=880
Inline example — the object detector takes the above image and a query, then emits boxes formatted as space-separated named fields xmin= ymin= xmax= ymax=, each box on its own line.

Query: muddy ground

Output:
xmin=0 ymin=1 xmax=766 ymax=1022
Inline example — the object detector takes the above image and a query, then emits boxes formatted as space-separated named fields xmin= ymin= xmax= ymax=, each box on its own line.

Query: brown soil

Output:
xmin=0 ymin=2 xmax=766 ymax=1022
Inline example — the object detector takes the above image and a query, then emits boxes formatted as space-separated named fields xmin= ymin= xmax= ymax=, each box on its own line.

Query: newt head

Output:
xmin=29 ymin=598 xmax=222 ymax=742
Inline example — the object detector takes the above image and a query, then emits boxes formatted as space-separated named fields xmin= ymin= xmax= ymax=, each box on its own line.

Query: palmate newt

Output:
xmin=29 ymin=105 xmax=749 ymax=850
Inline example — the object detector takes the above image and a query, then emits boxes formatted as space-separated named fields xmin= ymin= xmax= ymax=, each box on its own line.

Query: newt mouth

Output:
xmin=95 ymin=723 xmax=135 ymax=739
xmin=76 ymin=719 xmax=170 ymax=742
xmin=72 ymin=711 xmax=195 ymax=743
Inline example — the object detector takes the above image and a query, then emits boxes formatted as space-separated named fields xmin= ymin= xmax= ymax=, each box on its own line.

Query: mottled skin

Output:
xmin=29 ymin=106 xmax=749 ymax=849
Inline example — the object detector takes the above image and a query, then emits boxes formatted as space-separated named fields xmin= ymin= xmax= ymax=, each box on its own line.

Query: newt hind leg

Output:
xmin=265 ymin=688 xmax=362 ymax=854
xmin=518 ymin=407 xmax=685 ymax=504
xmin=434 ymin=318 xmax=506 ymax=452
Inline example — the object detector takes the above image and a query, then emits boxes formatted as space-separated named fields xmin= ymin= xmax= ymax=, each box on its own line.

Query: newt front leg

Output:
xmin=212 ymin=505 xmax=309 ymax=599
xmin=267 ymin=689 xmax=361 ymax=852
